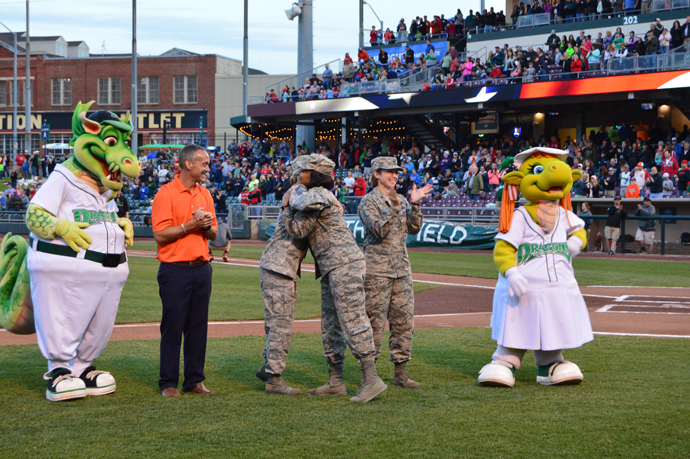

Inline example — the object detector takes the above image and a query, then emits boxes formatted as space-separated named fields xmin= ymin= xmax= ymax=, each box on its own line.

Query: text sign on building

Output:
xmin=0 ymin=110 xmax=207 ymax=132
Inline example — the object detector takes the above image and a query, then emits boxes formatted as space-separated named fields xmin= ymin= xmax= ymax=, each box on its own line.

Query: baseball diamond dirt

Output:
xmin=1 ymin=249 xmax=688 ymax=347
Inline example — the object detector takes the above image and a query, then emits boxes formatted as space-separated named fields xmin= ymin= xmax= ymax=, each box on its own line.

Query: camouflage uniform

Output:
xmin=359 ymin=186 xmax=423 ymax=363
xmin=286 ymin=184 xmax=376 ymax=363
xmin=258 ymin=157 xmax=309 ymax=376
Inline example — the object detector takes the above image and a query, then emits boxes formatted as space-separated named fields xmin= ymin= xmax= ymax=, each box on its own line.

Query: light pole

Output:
xmin=0 ymin=21 xmax=17 ymax=164
xmin=363 ymin=1 xmax=383 ymax=45
xmin=132 ymin=0 xmax=138 ymax=154
xmin=25 ymin=0 xmax=32 ymax=159
xmin=242 ymin=0 xmax=248 ymax=141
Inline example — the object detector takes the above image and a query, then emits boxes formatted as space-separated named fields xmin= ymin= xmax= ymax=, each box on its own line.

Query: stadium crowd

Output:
xmin=2 ymin=116 xmax=688 ymax=215
xmin=264 ymin=15 xmax=690 ymax=103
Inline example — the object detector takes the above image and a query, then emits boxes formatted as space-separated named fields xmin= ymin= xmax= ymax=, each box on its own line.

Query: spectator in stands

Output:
xmin=619 ymin=164 xmax=631 ymax=195
xmin=602 ymin=168 xmax=617 ymax=196
xmin=344 ymin=170 xmax=355 ymax=195
xmin=662 ymin=173 xmax=674 ymax=197
xmin=635 ymin=197 xmax=655 ymax=253
xmin=677 ymin=160 xmax=690 ymax=196
xmin=670 ymin=20 xmax=683 ymax=49
xmin=647 ymin=166 xmax=663 ymax=198
xmin=586 ymin=174 xmax=601 ymax=197
xmin=354 ymin=173 xmax=367 ymax=197
xmin=659 ymin=28 xmax=671 ymax=54
xmin=467 ymin=165 xmax=483 ymax=200
xmin=661 ymin=149 xmax=679 ymax=178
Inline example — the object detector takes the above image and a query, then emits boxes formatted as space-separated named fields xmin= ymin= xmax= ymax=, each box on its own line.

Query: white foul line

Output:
xmin=594 ymin=331 xmax=690 ymax=339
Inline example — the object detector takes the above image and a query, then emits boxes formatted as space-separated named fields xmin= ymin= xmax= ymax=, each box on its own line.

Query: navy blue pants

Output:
xmin=158 ymin=262 xmax=213 ymax=392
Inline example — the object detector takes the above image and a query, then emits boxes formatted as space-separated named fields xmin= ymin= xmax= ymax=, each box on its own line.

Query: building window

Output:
xmin=98 ymin=77 xmax=121 ymax=105
xmin=173 ymin=75 xmax=198 ymax=104
xmin=56 ymin=43 xmax=67 ymax=57
xmin=0 ymin=81 xmax=6 ymax=106
xmin=51 ymin=78 xmax=72 ymax=106
xmin=78 ymin=48 xmax=88 ymax=58
xmin=137 ymin=76 xmax=159 ymax=104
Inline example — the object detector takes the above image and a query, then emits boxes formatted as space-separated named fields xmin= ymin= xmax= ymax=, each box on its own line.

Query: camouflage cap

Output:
xmin=371 ymin=156 xmax=403 ymax=172
xmin=302 ymin=153 xmax=335 ymax=176
xmin=291 ymin=155 xmax=309 ymax=174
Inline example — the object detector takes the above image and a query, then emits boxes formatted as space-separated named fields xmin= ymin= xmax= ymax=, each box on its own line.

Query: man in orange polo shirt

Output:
xmin=152 ymin=144 xmax=218 ymax=398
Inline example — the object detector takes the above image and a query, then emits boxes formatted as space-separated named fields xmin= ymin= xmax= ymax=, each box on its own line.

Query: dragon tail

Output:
xmin=0 ymin=234 xmax=34 ymax=334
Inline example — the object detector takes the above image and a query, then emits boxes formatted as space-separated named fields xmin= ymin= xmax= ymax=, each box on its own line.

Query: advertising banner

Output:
xmin=265 ymin=217 xmax=497 ymax=249
xmin=372 ymin=41 xmax=448 ymax=66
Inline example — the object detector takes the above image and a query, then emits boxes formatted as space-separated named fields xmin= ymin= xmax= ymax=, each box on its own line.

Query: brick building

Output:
xmin=0 ymin=33 xmax=267 ymax=158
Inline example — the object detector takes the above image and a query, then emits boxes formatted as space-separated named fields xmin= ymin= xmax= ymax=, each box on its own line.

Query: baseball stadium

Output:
xmin=1 ymin=1 xmax=689 ymax=458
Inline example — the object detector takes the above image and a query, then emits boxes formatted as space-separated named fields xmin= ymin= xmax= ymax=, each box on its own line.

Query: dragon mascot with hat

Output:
xmin=0 ymin=101 xmax=141 ymax=401
xmin=478 ymin=147 xmax=593 ymax=388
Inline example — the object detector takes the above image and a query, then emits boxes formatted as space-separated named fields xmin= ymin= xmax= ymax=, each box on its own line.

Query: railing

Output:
xmin=653 ymin=0 xmax=690 ymax=12
xmin=362 ymin=31 xmax=453 ymax=48
xmin=517 ymin=13 xmax=550 ymax=28
xmin=263 ymin=59 xmax=342 ymax=99
xmin=606 ymin=41 xmax=690 ymax=73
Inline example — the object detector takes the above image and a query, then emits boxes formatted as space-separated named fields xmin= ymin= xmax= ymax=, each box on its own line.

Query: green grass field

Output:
xmin=1 ymin=328 xmax=688 ymax=458
xmin=135 ymin=241 xmax=688 ymax=287
xmin=119 ymin=257 xmax=439 ymax=324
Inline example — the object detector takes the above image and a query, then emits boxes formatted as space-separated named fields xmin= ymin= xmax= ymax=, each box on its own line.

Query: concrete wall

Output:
xmin=215 ymin=73 xmax=291 ymax=142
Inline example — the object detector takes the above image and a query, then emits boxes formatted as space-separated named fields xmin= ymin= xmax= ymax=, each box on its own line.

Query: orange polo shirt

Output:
xmin=152 ymin=176 xmax=217 ymax=263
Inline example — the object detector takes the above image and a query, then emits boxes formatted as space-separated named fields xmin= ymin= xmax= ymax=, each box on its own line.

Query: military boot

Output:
xmin=349 ymin=359 xmax=387 ymax=403
xmin=393 ymin=361 xmax=421 ymax=389
xmin=306 ymin=363 xmax=347 ymax=395
xmin=265 ymin=375 xmax=301 ymax=395
xmin=255 ymin=363 xmax=269 ymax=382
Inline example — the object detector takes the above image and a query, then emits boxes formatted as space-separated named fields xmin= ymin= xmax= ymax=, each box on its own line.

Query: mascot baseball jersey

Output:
xmin=30 ymin=164 xmax=126 ymax=254
xmin=27 ymin=163 xmax=129 ymax=376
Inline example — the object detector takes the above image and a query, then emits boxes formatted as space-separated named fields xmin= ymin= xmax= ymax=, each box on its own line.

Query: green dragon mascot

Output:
xmin=0 ymin=101 xmax=141 ymax=401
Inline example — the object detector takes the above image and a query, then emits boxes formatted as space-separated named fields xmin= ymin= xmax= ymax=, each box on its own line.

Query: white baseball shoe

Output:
xmin=79 ymin=366 xmax=117 ymax=396
xmin=46 ymin=368 xmax=86 ymax=402
xmin=478 ymin=361 xmax=516 ymax=388
xmin=536 ymin=361 xmax=583 ymax=386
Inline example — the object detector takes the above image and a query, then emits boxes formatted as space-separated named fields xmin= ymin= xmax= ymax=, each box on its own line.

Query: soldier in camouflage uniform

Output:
xmin=359 ymin=156 xmax=433 ymax=388
xmin=284 ymin=154 xmax=387 ymax=403
xmin=256 ymin=156 xmax=310 ymax=395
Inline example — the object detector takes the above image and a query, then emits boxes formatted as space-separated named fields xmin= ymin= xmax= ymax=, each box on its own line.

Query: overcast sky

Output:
xmin=2 ymin=0 xmax=504 ymax=74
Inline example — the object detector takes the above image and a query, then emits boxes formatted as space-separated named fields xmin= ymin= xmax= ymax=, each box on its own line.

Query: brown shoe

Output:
xmin=188 ymin=382 xmax=216 ymax=395
xmin=161 ymin=387 xmax=181 ymax=397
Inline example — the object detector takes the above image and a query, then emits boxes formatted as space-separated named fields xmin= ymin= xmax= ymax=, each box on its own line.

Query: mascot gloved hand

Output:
xmin=0 ymin=101 xmax=141 ymax=402
xmin=478 ymin=147 xmax=593 ymax=388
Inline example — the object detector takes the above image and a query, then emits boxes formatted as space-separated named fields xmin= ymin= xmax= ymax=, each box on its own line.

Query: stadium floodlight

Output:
xmin=285 ymin=2 xmax=304 ymax=20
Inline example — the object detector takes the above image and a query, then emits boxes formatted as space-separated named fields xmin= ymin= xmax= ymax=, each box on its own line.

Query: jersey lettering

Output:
xmin=517 ymin=242 xmax=571 ymax=265
xmin=73 ymin=209 xmax=119 ymax=224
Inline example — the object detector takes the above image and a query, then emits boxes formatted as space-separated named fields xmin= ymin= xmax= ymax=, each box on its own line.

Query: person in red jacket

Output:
xmin=660 ymin=150 xmax=679 ymax=178
xmin=358 ymin=48 xmax=370 ymax=64
xmin=240 ymin=186 xmax=250 ymax=205
xmin=571 ymin=54 xmax=582 ymax=72
xmin=490 ymin=65 xmax=503 ymax=79
xmin=354 ymin=173 xmax=368 ymax=197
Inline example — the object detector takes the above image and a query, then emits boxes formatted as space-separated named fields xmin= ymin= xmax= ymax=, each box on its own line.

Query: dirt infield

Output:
xmin=1 ymin=252 xmax=688 ymax=346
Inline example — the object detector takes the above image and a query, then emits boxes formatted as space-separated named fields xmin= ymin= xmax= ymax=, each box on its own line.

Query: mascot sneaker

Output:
xmin=79 ymin=366 xmax=116 ymax=396
xmin=46 ymin=368 xmax=86 ymax=402
xmin=536 ymin=361 xmax=583 ymax=386
xmin=478 ymin=361 xmax=516 ymax=388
